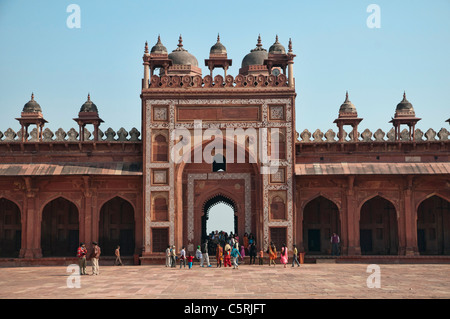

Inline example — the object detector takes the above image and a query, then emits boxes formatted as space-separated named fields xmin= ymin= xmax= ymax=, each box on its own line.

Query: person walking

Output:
xmin=249 ymin=242 xmax=257 ymax=265
xmin=268 ymin=242 xmax=277 ymax=266
xmin=114 ymin=245 xmax=123 ymax=266
xmin=331 ymin=233 xmax=340 ymax=256
xmin=280 ymin=243 xmax=288 ymax=268
xmin=165 ymin=245 xmax=171 ymax=267
xmin=195 ymin=245 xmax=202 ymax=266
xmin=258 ymin=248 xmax=264 ymax=265
xmin=231 ymin=244 xmax=242 ymax=269
xmin=201 ymin=239 xmax=211 ymax=267
xmin=179 ymin=246 xmax=186 ymax=268
xmin=216 ymin=243 xmax=223 ymax=268
xmin=77 ymin=243 xmax=87 ymax=275
xmin=170 ymin=245 xmax=177 ymax=268
xmin=292 ymin=244 xmax=300 ymax=267
xmin=90 ymin=241 xmax=101 ymax=275
xmin=186 ymin=254 xmax=194 ymax=269
xmin=223 ymin=243 xmax=232 ymax=267
xmin=240 ymin=244 xmax=246 ymax=264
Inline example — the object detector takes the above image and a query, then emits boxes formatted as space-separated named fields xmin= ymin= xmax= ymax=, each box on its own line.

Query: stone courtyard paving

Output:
xmin=0 ymin=263 xmax=449 ymax=299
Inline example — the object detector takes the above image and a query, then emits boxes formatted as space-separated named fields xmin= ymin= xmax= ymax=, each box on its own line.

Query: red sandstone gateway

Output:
xmin=0 ymin=35 xmax=449 ymax=265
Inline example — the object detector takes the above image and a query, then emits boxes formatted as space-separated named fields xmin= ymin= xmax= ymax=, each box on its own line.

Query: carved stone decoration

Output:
xmin=312 ymin=129 xmax=324 ymax=142
xmin=182 ymin=75 xmax=192 ymax=87
xmin=0 ymin=131 xmax=3 ymax=141
xmin=67 ymin=128 xmax=79 ymax=141
xmin=437 ymin=128 xmax=449 ymax=141
xmin=425 ymin=128 xmax=436 ymax=141
xmin=373 ymin=129 xmax=385 ymax=142
xmin=414 ymin=129 xmax=424 ymax=141
xmin=105 ymin=127 xmax=116 ymax=141
xmin=29 ymin=128 xmax=39 ymax=142
xmin=83 ymin=127 xmax=91 ymax=141
xmin=3 ymin=128 xmax=16 ymax=141
xmin=16 ymin=129 xmax=24 ymax=141
xmin=97 ymin=128 xmax=104 ymax=141
xmin=153 ymin=106 xmax=168 ymax=121
xmin=54 ymin=128 xmax=66 ymax=141
xmin=337 ymin=130 xmax=348 ymax=142
xmin=324 ymin=129 xmax=336 ymax=142
xmin=387 ymin=128 xmax=396 ymax=141
xmin=203 ymin=75 xmax=213 ymax=88
xmin=129 ymin=127 xmax=141 ymax=141
xmin=214 ymin=75 xmax=224 ymax=87
xmin=300 ymin=129 xmax=311 ymax=142
xmin=361 ymin=129 xmax=372 ymax=142
xmin=234 ymin=74 xmax=245 ymax=87
xmin=400 ymin=128 xmax=410 ymax=141
xmin=42 ymin=128 xmax=54 ymax=142
xmin=269 ymin=105 xmax=284 ymax=120
xmin=224 ymin=75 xmax=234 ymax=87
xmin=117 ymin=127 xmax=128 ymax=141
xmin=192 ymin=75 xmax=203 ymax=88
xmin=349 ymin=130 xmax=360 ymax=141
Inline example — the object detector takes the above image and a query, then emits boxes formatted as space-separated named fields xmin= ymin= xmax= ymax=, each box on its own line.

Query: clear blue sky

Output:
xmin=0 ymin=0 xmax=449 ymax=136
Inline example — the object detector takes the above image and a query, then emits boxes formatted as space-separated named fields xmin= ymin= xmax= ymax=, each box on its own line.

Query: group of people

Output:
xmin=76 ymin=242 xmax=123 ymax=276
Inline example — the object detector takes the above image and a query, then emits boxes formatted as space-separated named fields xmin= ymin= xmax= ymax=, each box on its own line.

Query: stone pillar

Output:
xmin=22 ymin=177 xmax=41 ymax=258
xmin=288 ymin=61 xmax=294 ymax=88
xmin=143 ymin=62 xmax=150 ymax=89
xmin=345 ymin=176 xmax=360 ymax=255
xmin=403 ymin=177 xmax=418 ymax=255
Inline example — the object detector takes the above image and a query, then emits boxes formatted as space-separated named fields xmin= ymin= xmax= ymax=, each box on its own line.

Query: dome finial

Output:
xmin=31 ymin=92 xmax=34 ymax=101
xmin=178 ymin=34 xmax=183 ymax=48
xmin=256 ymin=34 xmax=262 ymax=47
xmin=217 ymin=33 xmax=220 ymax=42
xmin=275 ymin=34 xmax=279 ymax=43
xmin=288 ymin=38 xmax=293 ymax=53
xmin=144 ymin=41 xmax=148 ymax=53
xmin=87 ymin=93 xmax=91 ymax=101
xmin=403 ymin=91 xmax=406 ymax=100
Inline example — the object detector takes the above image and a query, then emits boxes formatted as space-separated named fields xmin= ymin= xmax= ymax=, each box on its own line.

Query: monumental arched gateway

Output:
xmin=0 ymin=35 xmax=448 ymax=265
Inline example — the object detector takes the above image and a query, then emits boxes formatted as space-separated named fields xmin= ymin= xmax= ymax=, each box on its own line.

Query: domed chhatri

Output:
xmin=339 ymin=91 xmax=357 ymax=116
xmin=168 ymin=35 xmax=199 ymax=67
xmin=23 ymin=93 xmax=42 ymax=113
xmin=395 ymin=91 xmax=415 ymax=116
xmin=269 ymin=35 xmax=286 ymax=55
xmin=210 ymin=34 xmax=227 ymax=56
xmin=79 ymin=93 xmax=98 ymax=113
xmin=150 ymin=35 xmax=168 ymax=55
xmin=241 ymin=35 xmax=268 ymax=68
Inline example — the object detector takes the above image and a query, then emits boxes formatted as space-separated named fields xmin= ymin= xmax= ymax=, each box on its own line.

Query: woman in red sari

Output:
xmin=268 ymin=242 xmax=277 ymax=266
xmin=223 ymin=243 xmax=232 ymax=267
xmin=216 ymin=243 xmax=223 ymax=267
xmin=280 ymin=243 xmax=288 ymax=268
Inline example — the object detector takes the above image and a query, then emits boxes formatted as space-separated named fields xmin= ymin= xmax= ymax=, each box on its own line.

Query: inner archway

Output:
xmin=0 ymin=198 xmax=21 ymax=257
xmin=202 ymin=194 xmax=237 ymax=244
xmin=360 ymin=196 xmax=398 ymax=255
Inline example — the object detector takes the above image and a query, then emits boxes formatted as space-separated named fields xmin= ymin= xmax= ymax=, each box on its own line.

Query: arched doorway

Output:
xmin=41 ymin=197 xmax=79 ymax=257
xmin=303 ymin=196 xmax=340 ymax=254
xmin=0 ymin=198 xmax=21 ymax=257
xmin=417 ymin=195 xmax=450 ymax=255
xmin=360 ymin=196 xmax=398 ymax=255
xmin=99 ymin=197 xmax=135 ymax=256
xmin=202 ymin=194 xmax=237 ymax=244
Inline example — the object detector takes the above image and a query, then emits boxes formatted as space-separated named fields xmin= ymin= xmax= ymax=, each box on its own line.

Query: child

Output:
xmin=179 ymin=246 xmax=186 ymax=268
xmin=259 ymin=248 xmax=264 ymax=265
xmin=186 ymin=254 xmax=194 ymax=269
xmin=216 ymin=243 xmax=223 ymax=268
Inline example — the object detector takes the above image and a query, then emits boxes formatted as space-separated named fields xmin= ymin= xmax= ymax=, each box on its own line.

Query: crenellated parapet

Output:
xmin=146 ymin=73 xmax=289 ymax=89
xmin=296 ymin=127 xmax=449 ymax=143
xmin=0 ymin=127 xmax=141 ymax=143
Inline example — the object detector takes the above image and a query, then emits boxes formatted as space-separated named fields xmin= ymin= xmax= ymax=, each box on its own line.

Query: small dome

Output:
xmin=150 ymin=35 xmax=168 ymax=55
xmin=168 ymin=35 xmax=198 ymax=66
xmin=241 ymin=35 xmax=268 ymax=68
xmin=269 ymin=35 xmax=286 ymax=54
xmin=210 ymin=34 xmax=227 ymax=55
xmin=339 ymin=92 xmax=357 ymax=114
xmin=23 ymin=93 xmax=42 ymax=113
xmin=80 ymin=94 xmax=98 ymax=113
xmin=396 ymin=92 xmax=414 ymax=112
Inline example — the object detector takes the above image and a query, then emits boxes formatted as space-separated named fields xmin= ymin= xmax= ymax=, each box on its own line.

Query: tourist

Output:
xmin=259 ymin=247 xmax=264 ymax=265
xmin=292 ymin=244 xmax=300 ymax=267
xmin=231 ymin=243 xmax=242 ymax=269
xmin=165 ymin=245 xmax=171 ymax=267
xmin=280 ymin=243 xmax=288 ymax=268
xmin=201 ymin=239 xmax=211 ymax=267
xmin=186 ymin=254 xmax=194 ymax=269
xmin=268 ymin=242 xmax=277 ymax=266
xmin=171 ymin=245 xmax=177 ymax=267
xmin=224 ymin=243 xmax=232 ymax=267
xmin=77 ymin=243 xmax=87 ymax=275
xmin=114 ymin=245 xmax=123 ymax=266
xmin=216 ymin=243 xmax=223 ymax=268
xmin=243 ymin=233 xmax=249 ymax=254
xmin=179 ymin=246 xmax=186 ymax=268
xmin=249 ymin=242 xmax=257 ymax=265
xmin=331 ymin=233 xmax=340 ymax=256
xmin=240 ymin=243 xmax=246 ymax=263
xmin=195 ymin=245 xmax=202 ymax=266
xmin=90 ymin=241 xmax=101 ymax=275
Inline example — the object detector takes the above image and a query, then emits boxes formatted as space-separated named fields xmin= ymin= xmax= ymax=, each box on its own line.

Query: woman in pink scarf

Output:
xmin=280 ymin=243 xmax=288 ymax=268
